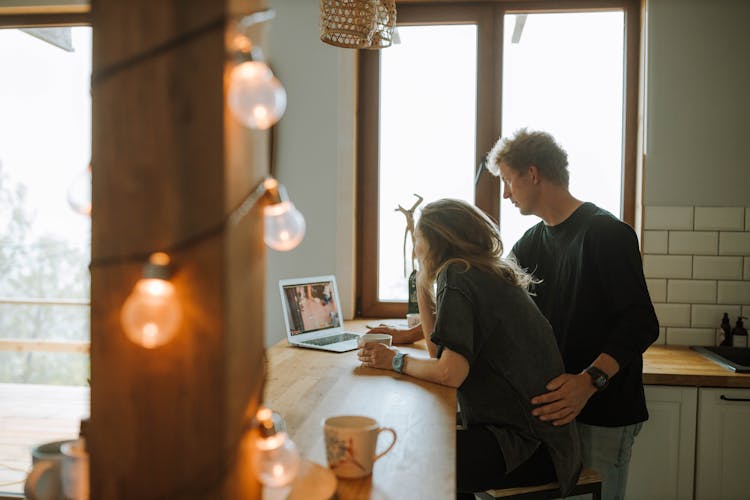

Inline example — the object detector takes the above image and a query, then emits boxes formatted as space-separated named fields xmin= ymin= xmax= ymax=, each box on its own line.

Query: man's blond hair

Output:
xmin=486 ymin=129 xmax=569 ymax=186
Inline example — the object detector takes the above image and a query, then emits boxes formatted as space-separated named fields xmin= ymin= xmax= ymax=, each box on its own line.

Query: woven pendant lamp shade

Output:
xmin=320 ymin=0 xmax=397 ymax=49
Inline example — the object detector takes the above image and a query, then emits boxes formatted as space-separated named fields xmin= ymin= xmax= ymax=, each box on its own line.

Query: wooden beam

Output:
xmin=0 ymin=0 xmax=89 ymax=15
xmin=90 ymin=0 xmax=269 ymax=497
xmin=0 ymin=12 xmax=89 ymax=27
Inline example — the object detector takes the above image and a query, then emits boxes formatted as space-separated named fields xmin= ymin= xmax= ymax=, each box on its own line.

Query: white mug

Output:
xmin=406 ymin=313 xmax=420 ymax=328
xmin=357 ymin=333 xmax=392 ymax=348
xmin=25 ymin=440 xmax=71 ymax=500
xmin=323 ymin=415 xmax=397 ymax=478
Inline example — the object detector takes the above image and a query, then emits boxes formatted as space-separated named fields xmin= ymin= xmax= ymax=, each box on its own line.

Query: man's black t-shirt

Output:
xmin=511 ymin=203 xmax=659 ymax=426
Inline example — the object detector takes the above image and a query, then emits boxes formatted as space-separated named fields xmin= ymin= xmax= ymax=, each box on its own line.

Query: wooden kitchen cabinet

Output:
xmin=626 ymin=386 xmax=697 ymax=500
xmin=695 ymin=388 xmax=750 ymax=500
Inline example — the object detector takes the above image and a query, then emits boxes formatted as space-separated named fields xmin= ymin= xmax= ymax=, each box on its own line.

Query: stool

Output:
xmin=476 ymin=467 xmax=602 ymax=500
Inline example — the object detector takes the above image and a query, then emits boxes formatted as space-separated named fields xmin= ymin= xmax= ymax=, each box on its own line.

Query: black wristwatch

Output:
xmin=585 ymin=365 xmax=609 ymax=391
xmin=392 ymin=352 xmax=408 ymax=374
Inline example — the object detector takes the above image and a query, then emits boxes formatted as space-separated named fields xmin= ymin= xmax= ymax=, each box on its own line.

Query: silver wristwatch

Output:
xmin=392 ymin=351 xmax=408 ymax=373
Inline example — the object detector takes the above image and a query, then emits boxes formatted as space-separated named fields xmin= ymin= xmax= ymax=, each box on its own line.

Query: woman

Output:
xmin=358 ymin=199 xmax=581 ymax=499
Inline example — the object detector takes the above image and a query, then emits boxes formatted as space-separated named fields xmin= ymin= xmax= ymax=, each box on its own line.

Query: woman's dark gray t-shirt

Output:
xmin=431 ymin=263 xmax=581 ymax=495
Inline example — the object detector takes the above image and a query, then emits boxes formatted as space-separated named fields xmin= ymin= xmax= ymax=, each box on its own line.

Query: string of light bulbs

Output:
xmin=88 ymin=9 xmax=286 ymax=131
xmin=69 ymin=8 xmax=288 ymax=213
xmin=92 ymin=176 xmax=305 ymax=349
xmin=71 ymin=8 xmax=303 ymax=495
xmin=74 ymin=8 xmax=300 ymax=349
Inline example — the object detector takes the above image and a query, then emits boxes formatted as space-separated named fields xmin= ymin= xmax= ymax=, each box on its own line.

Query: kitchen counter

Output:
xmin=643 ymin=345 xmax=750 ymax=388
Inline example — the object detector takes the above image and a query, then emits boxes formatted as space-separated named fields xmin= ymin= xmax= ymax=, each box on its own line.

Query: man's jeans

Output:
xmin=568 ymin=422 xmax=643 ymax=500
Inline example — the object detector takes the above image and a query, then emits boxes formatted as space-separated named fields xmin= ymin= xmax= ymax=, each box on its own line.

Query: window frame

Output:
xmin=356 ymin=0 xmax=640 ymax=318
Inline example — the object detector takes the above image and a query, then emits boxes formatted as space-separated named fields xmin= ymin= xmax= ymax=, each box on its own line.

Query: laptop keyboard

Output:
xmin=304 ymin=333 xmax=359 ymax=346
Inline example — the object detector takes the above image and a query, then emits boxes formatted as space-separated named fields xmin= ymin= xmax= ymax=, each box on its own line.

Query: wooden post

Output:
xmin=90 ymin=1 xmax=269 ymax=497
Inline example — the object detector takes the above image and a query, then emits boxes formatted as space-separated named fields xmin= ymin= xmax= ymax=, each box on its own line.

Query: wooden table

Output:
xmin=264 ymin=320 xmax=456 ymax=500
xmin=643 ymin=345 xmax=750 ymax=388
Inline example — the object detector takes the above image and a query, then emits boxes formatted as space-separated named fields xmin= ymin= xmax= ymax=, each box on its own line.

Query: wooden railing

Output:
xmin=0 ymin=297 xmax=90 ymax=353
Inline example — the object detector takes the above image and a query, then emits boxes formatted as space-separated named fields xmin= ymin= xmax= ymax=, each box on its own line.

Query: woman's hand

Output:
xmin=366 ymin=324 xmax=422 ymax=344
xmin=358 ymin=343 xmax=397 ymax=370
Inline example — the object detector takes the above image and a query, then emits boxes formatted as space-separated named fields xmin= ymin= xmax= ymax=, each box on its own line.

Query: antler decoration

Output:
xmin=395 ymin=194 xmax=423 ymax=277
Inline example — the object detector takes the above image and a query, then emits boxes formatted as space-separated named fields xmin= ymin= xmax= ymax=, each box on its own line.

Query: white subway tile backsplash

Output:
xmin=667 ymin=280 xmax=716 ymax=304
xmin=646 ymin=279 xmax=667 ymax=302
xmin=642 ymin=206 xmax=749 ymax=346
xmin=694 ymin=207 xmax=745 ymax=231
xmin=645 ymin=206 xmax=693 ymax=230
xmin=668 ymin=231 xmax=718 ymax=255
xmin=691 ymin=304 xmax=742 ymax=328
xmin=719 ymin=232 xmax=750 ymax=256
xmin=643 ymin=255 xmax=692 ymax=278
xmin=654 ymin=303 xmax=691 ymax=327
xmin=717 ymin=281 xmax=750 ymax=304
xmin=643 ymin=231 xmax=668 ymax=254
xmin=693 ymin=256 xmax=743 ymax=280
xmin=666 ymin=328 xmax=716 ymax=346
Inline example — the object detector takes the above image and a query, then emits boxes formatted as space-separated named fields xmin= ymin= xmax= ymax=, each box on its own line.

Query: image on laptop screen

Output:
xmin=281 ymin=279 xmax=341 ymax=336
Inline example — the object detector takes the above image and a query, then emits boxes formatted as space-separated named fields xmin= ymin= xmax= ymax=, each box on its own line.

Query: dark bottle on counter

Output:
xmin=407 ymin=269 xmax=419 ymax=314
xmin=720 ymin=312 xmax=733 ymax=346
xmin=732 ymin=316 xmax=748 ymax=348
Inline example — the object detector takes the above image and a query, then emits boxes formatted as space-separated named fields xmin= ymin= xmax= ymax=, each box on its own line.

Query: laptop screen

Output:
xmin=281 ymin=279 xmax=341 ymax=336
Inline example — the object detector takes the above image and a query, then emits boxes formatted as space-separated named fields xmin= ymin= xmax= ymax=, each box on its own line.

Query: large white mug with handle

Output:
xmin=323 ymin=415 xmax=397 ymax=478
xmin=25 ymin=440 xmax=71 ymax=500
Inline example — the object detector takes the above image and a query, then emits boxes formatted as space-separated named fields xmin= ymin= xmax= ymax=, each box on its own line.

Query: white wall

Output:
xmin=265 ymin=0 xmax=356 ymax=346
xmin=645 ymin=0 xmax=750 ymax=206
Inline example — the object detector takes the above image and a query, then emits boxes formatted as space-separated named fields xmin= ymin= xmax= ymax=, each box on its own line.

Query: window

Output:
xmin=376 ymin=23 xmax=478 ymax=302
xmin=0 ymin=17 xmax=91 ymax=495
xmin=357 ymin=1 xmax=640 ymax=317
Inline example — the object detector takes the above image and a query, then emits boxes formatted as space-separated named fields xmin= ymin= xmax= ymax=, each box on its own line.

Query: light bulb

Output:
xmin=252 ymin=408 xmax=300 ymax=487
xmin=228 ymin=61 xmax=287 ymax=130
xmin=67 ymin=164 xmax=92 ymax=216
xmin=120 ymin=253 xmax=181 ymax=348
xmin=264 ymin=201 xmax=305 ymax=251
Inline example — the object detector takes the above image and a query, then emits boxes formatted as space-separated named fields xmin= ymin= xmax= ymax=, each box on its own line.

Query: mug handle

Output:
xmin=24 ymin=460 xmax=58 ymax=500
xmin=373 ymin=427 xmax=397 ymax=462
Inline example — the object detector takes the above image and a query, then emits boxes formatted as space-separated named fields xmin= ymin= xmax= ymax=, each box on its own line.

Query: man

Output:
xmin=485 ymin=129 xmax=658 ymax=500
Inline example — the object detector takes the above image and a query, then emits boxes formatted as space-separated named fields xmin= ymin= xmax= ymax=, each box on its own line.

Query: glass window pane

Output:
xmin=0 ymin=27 xmax=91 ymax=366
xmin=0 ymin=351 xmax=89 ymax=386
xmin=378 ymin=25 xmax=477 ymax=301
xmin=0 ymin=26 xmax=91 ymax=496
xmin=500 ymin=12 xmax=624 ymax=251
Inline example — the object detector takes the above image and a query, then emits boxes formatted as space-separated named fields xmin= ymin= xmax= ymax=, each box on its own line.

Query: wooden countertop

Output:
xmin=643 ymin=345 xmax=750 ymax=388
xmin=264 ymin=319 xmax=455 ymax=500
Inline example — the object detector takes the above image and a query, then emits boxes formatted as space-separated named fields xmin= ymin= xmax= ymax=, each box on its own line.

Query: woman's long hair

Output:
xmin=416 ymin=199 xmax=533 ymax=291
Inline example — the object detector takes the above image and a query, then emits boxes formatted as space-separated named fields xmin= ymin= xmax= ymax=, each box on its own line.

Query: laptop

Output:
xmin=279 ymin=275 xmax=362 ymax=352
